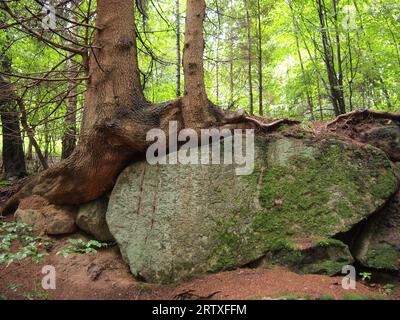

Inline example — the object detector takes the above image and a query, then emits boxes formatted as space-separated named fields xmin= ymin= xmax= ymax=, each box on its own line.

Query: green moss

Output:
xmin=209 ymin=138 xmax=395 ymax=275
xmin=257 ymin=138 xmax=394 ymax=238
xmin=370 ymin=172 xmax=398 ymax=199
xmin=315 ymin=238 xmax=345 ymax=248
xmin=301 ymin=260 xmax=344 ymax=275
xmin=366 ymin=244 xmax=400 ymax=270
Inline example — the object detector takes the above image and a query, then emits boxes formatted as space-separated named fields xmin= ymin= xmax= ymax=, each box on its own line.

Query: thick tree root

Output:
xmin=327 ymin=109 xmax=400 ymax=129
xmin=326 ymin=109 xmax=400 ymax=163
xmin=0 ymin=101 xmax=300 ymax=216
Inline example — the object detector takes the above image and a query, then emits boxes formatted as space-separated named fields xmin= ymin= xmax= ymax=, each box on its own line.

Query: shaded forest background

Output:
xmin=0 ymin=0 xmax=399 ymax=171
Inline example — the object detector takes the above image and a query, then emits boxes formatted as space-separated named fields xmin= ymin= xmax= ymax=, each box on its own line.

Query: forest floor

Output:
xmin=1 ymin=210 xmax=399 ymax=301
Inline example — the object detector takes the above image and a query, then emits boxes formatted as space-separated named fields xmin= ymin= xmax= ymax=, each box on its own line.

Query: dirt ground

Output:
xmin=1 ymin=229 xmax=399 ymax=301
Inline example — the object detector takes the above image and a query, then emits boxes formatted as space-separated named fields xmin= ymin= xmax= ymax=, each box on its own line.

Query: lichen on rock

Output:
xmin=106 ymin=134 xmax=398 ymax=283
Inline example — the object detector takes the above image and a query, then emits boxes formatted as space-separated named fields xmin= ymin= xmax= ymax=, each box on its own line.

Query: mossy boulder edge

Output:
xmin=106 ymin=135 xmax=398 ymax=283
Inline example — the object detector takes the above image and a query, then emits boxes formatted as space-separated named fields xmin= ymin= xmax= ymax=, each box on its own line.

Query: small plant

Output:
xmin=383 ymin=284 xmax=395 ymax=295
xmin=319 ymin=294 xmax=336 ymax=300
xmin=56 ymin=239 xmax=109 ymax=257
xmin=0 ymin=221 xmax=49 ymax=266
xmin=315 ymin=239 xmax=343 ymax=247
xmin=269 ymin=239 xmax=295 ymax=252
xmin=359 ymin=272 xmax=372 ymax=282
xmin=7 ymin=282 xmax=21 ymax=292
xmin=20 ymin=292 xmax=50 ymax=300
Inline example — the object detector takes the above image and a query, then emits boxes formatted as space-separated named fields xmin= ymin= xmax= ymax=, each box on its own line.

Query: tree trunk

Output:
xmin=245 ymin=0 xmax=254 ymax=115
xmin=332 ymin=0 xmax=346 ymax=115
xmin=61 ymin=56 xmax=78 ymax=159
xmin=62 ymin=3 xmax=79 ymax=159
xmin=316 ymin=0 xmax=345 ymax=116
xmin=0 ymin=74 xmax=27 ymax=180
xmin=0 ymin=45 xmax=27 ymax=180
xmin=175 ymin=0 xmax=181 ymax=98
xmin=288 ymin=0 xmax=314 ymax=119
xmin=256 ymin=0 xmax=263 ymax=116
xmin=1 ymin=0 xmax=286 ymax=215
xmin=182 ymin=0 xmax=215 ymax=129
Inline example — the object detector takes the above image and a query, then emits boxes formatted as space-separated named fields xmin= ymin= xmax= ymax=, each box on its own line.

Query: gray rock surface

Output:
xmin=76 ymin=196 xmax=114 ymax=242
xmin=107 ymin=135 xmax=398 ymax=283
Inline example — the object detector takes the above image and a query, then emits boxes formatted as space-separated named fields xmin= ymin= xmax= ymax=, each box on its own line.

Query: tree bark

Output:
xmin=245 ymin=0 xmax=254 ymax=115
xmin=0 ymin=41 xmax=27 ymax=180
xmin=175 ymin=0 xmax=181 ymax=98
xmin=61 ymin=56 xmax=78 ymax=159
xmin=182 ymin=0 xmax=215 ymax=129
xmin=256 ymin=0 xmax=263 ymax=116
xmin=288 ymin=0 xmax=314 ymax=119
xmin=0 ymin=74 xmax=27 ymax=180
xmin=316 ymin=0 xmax=345 ymax=116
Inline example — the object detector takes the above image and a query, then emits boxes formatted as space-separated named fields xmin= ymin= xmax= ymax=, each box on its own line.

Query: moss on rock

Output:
xmin=107 ymin=135 xmax=398 ymax=283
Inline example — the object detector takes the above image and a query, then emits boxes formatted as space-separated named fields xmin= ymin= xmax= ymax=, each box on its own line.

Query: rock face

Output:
xmin=76 ymin=197 xmax=114 ymax=242
xmin=15 ymin=195 xmax=76 ymax=235
xmin=263 ymin=239 xmax=354 ymax=276
xmin=352 ymin=190 xmax=400 ymax=271
xmin=107 ymin=135 xmax=398 ymax=283
xmin=363 ymin=126 xmax=400 ymax=162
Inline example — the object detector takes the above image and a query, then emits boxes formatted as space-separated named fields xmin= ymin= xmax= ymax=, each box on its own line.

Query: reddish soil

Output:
xmin=0 ymin=231 xmax=398 ymax=301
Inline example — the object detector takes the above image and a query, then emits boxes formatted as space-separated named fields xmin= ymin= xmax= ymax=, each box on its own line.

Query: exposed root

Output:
xmin=326 ymin=109 xmax=400 ymax=163
xmin=0 ymin=101 xmax=301 ymax=216
xmin=327 ymin=109 xmax=400 ymax=129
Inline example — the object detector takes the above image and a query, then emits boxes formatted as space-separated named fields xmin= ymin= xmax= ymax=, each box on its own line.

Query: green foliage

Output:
xmin=1 ymin=0 xmax=399 ymax=160
xmin=56 ymin=239 xmax=109 ymax=257
xmin=383 ymin=284 xmax=395 ymax=295
xmin=319 ymin=294 xmax=336 ymax=301
xmin=0 ymin=221 xmax=49 ymax=267
xmin=315 ymin=239 xmax=345 ymax=248
xmin=19 ymin=292 xmax=50 ymax=300
xmin=359 ymin=271 xmax=373 ymax=282
xmin=365 ymin=244 xmax=400 ymax=270
xmin=342 ymin=293 xmax=387 ymax=301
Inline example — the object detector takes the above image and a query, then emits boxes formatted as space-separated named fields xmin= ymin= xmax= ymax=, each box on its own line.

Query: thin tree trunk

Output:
xmin=17 ymin=98 xmax=48 ymax=170
xmin=0 ymin=74 xmax=27 ymax=179
xmin=245 ymin=0 xmax=254 ymax=115
xmin=62 ymin=56 xmax=78 ymax=159
xmin=215 ymin=0 xmax=221 ymax=104
xmin=317 ymin=0 xmax=343 ymax=116
xmin=332 ymin=0 xmax=346 ymax=114
xmin=288 ymin=0 xmax=314 ymax=119
xmin=176 ymin=0 xmax=181 ymax=97
xmin=62 ymin=3 xmax=79 ymax=159
xmin=182 ymin=0 xmax=215 ymax=129
xmin=256 ymin=0 xmax=263 ymax=116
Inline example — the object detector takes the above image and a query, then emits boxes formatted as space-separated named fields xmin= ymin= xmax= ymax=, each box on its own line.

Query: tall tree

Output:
xmin=316 ymin=0 xmax=346 ymax=115
xmin=0 ymin=72 xmax=26 ymax=180
xmin=244 ymin=0 xmax=254 ymax=115
xmin=182 ymin=0 xmax=216 ymax=129
xmin=175 ymin=0 xmax=181 ymax=98
xmin=287 ymin=0 xmax=314 ymax=119
xmin=256 ymin=0 xmax=263 ymax=116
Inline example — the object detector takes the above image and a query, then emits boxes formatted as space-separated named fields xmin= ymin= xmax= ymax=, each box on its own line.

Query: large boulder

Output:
xmin=76 ymin=196 xmax=114 ymax=242
xmin=352 ymin=190 xmax=400 ymax=271
xmin=15 ymin=195 xmax=76 ymax=235
xmin=107 ymin=134 xmax=398 ymax=283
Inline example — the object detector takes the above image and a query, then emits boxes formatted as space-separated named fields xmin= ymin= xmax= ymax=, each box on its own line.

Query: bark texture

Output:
xmin=182 ymin=0 xmax=215 ymax=129
xmin=0 ymin=75 xmax=27 ymax=179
